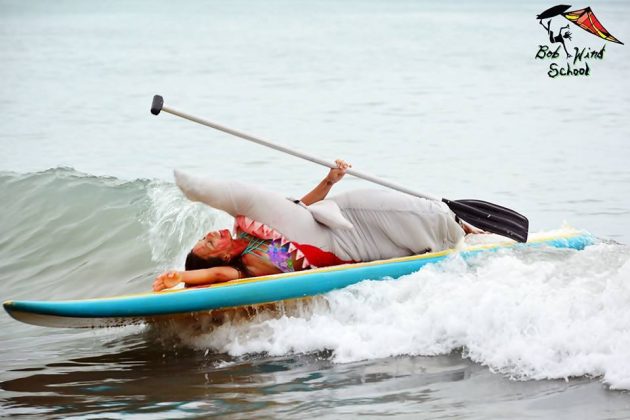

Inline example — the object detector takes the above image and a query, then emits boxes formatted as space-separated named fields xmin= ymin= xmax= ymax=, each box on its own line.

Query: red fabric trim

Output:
xmin=292 ymin=243 xmax=355 ymax=268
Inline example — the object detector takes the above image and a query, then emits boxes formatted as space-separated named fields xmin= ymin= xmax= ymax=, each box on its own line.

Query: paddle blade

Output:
xmin=443 ymin=199 xmax=529 ymax=243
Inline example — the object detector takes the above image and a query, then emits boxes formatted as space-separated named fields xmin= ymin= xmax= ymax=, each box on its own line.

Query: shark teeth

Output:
xmin=234 ymin=215 xmax=312 ymax=269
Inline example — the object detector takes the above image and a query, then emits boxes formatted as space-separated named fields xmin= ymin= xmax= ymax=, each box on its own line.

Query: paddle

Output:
xmin=150 ymin=95 xmax=529 ymax=242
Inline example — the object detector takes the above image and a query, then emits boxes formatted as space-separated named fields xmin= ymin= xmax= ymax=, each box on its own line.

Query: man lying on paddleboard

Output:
xmin=153 ymin=160 xmax=482 ymax=291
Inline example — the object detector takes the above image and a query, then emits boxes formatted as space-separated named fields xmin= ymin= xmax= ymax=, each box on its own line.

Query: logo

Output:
xmin=534 ymin=5 xmax=623 ymax=78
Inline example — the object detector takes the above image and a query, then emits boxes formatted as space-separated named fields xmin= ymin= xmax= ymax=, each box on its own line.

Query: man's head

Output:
xmin=184 ymin=229 xmax=240 ymax=271
xmin=191 ymin=229 xmax=235 ymax=261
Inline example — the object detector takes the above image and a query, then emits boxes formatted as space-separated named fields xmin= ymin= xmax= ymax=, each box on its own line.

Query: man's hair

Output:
xmin=185 ymin=252 xmax=225 ymax=271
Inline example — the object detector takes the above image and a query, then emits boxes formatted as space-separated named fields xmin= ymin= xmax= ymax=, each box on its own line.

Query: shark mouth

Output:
xmin=234 ymin=215 xmax=313 ymax=269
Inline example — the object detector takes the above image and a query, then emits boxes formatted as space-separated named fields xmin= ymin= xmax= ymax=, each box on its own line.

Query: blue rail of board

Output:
xmin=3 ymin=232 xmax=594 ymax=319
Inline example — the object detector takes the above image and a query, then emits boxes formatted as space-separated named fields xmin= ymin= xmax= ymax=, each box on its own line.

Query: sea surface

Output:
xmin=1 ymin=0 xmax=630 ymax=418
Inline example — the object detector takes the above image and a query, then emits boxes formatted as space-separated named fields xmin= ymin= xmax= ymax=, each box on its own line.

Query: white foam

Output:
xmin=142 ymin=181 xmax=232 ymax=268
xmin=163 ymin=231 xmax=630 ymax=389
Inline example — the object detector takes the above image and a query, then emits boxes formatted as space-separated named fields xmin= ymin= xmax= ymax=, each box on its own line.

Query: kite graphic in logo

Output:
xmin=534 ymin=5 xmax=623 ymax=78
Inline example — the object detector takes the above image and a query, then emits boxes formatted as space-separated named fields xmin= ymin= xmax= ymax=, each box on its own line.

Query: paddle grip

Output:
xmin=151 ymin=95 xmax=164 ymax=115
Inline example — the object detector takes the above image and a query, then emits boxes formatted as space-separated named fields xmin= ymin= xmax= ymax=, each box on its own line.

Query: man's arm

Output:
xmin=153 ymin=266 xmax=242 ymax=291
xmin=300 ymin=159 xmax=351 ymax=206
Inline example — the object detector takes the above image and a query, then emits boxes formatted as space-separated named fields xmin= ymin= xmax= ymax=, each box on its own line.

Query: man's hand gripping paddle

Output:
xmin=151 ymin=95 xmax=529 ymax=242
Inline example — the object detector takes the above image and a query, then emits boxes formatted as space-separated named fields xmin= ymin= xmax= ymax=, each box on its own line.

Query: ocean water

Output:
xmin=1 ymin=0 xmax=630 ymax=418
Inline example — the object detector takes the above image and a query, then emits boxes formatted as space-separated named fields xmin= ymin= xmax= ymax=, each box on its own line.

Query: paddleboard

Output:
xmin=3 ymin=230 xmax=594 ymax=329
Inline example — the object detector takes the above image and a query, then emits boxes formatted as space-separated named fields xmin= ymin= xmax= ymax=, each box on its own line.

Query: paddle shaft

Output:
xmin=158 ymin=103 xmax=442 ymax=203
xmin=151 ymin=95 xmax=529 ymax=242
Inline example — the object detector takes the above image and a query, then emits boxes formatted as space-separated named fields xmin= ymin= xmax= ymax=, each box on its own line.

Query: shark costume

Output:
xmin=175 ymin=170 xmax=464 ymax=264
